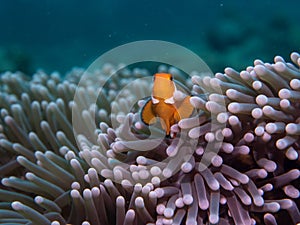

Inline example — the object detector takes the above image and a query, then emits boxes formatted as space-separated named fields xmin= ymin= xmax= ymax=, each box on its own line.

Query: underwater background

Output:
xmin=0 ymin=0 xmax=299 ymax=74
xmin=1 ymin=1 xmax=300 ymax=225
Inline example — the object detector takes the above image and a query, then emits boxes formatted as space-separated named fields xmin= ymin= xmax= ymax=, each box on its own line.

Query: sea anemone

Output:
xmin=0 ymin=52 xmax=299 ymax=225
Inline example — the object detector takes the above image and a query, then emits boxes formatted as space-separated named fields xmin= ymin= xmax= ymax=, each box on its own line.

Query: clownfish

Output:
xmin=141 ymin=73 xmax=194 ymax=137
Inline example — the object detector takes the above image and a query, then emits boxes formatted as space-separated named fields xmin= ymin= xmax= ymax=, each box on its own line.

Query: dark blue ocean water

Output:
xmin=0 ymin=0 xmax=299 ymax=74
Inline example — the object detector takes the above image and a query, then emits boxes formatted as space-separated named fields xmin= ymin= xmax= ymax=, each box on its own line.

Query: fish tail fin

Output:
xmin=141 ymin=99 xmax=157 ymax=125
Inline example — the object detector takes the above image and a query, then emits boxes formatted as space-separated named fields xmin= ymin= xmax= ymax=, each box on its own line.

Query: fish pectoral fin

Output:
xmin=175 ymin=96 xmax=194 ymax=120
xmin=152 ymin=96 xmax=159 ymax=104
xmin=164 ymin=96 xmax=175 ymax=104
xmin=141 ymin=99 xmax=157 ymax=125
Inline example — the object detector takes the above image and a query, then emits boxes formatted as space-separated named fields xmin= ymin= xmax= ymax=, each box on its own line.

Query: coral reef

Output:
xmin=0 ymin=53 xmax=299 ymax=225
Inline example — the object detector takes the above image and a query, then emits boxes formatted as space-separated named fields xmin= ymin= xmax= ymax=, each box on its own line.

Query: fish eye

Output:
xmin=170 ymin=75 xmax=173 ymax=81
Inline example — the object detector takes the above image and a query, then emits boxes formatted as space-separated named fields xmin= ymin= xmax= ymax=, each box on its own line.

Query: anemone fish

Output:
xmin=141 ymin=73 xmax=194 ymax=137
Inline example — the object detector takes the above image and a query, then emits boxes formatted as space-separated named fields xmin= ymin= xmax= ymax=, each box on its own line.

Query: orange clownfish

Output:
xmin=141 ymin=73 xmax=194 ymax=137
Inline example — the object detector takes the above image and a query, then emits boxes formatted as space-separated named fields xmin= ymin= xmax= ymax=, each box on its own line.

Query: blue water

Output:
xmin=0 ymin=0 xmax=299 ymax=74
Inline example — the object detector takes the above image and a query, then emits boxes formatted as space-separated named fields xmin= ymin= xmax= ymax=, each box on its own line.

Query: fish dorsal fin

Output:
xmin=141 ymin=99 xmax=157 ymax=125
